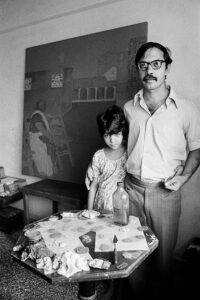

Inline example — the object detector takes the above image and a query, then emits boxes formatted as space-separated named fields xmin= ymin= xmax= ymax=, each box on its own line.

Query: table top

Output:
xmin=12 ymin=211 xmax=158 ymax=284
xmin=22 ymin=179 xmax=87 ymax=201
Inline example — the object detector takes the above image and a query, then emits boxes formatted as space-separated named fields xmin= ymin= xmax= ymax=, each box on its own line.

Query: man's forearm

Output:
xmin=165 ymin=149 xmax=200 ymax=191
xmin=182 ymin=149 xmax=200 ymax=181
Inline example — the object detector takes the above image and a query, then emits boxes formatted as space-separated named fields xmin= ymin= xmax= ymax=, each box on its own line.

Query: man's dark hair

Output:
xmin=135 ymin=42 xmax=173 ymax=69
xmin=96 ymin=105 xmax=128 ymax=140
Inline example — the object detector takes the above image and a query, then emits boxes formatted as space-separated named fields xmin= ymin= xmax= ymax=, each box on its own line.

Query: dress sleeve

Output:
xmin=85 ymin=151 xmax=101 ymax=190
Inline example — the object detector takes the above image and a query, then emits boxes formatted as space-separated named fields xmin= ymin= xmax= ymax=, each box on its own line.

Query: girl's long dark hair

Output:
xmin=96 ymin=105 xmax=129 ymax=143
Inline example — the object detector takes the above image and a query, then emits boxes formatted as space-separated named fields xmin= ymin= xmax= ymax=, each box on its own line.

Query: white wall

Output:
xmin=0 ymin=0 xmax=199 ymax=252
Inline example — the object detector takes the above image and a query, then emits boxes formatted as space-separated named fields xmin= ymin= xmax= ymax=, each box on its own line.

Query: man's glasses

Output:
xmin=138 ymin=60 xmax=166 ymax=71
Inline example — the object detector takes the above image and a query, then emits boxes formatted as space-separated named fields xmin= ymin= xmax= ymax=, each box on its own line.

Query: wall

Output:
xmin=0 ymin=0 xmax=199 ymax=252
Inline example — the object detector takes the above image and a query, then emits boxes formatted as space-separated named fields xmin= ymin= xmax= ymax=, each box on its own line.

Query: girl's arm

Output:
xmin=87 ymin=178 xmax=98 ymax=210
xmin=85 ymin=162 xmax=93 ymax=190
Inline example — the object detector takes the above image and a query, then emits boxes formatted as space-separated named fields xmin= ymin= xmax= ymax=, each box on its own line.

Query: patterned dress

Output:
xmin=86 ymin=148 xmax=127 ymax=211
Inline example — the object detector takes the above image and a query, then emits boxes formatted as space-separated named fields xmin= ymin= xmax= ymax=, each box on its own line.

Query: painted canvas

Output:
xmin=22 ymin=22 xmax=147 ymax=183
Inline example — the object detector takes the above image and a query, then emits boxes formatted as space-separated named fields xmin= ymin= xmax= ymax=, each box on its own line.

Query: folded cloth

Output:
xmin=57 ymin=251 xmax=90 ymax=278
xmin=36 ymin=250 xmax=89 ymax=277
xmin=43 ymin=256 xmax=54 ymax=275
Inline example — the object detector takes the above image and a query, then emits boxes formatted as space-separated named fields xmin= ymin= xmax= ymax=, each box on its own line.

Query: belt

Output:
xmin=126 ymin=173 xmax=165 ymax=188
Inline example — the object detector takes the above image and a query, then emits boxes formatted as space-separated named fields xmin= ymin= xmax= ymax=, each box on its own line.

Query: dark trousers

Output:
xmin=124 ymin=173 xmax=181 ymax=298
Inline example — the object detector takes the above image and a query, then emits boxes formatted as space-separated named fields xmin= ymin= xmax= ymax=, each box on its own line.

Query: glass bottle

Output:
xmin=113 ymin=182 xmax=129 ymax=226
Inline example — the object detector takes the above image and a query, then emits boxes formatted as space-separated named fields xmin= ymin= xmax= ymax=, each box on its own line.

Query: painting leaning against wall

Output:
xmin=22 ymin=22 xmax=147 ymax=183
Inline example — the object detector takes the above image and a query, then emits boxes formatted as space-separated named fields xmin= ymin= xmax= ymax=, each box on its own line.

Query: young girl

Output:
xmin=85 ymin=105 xmax=128 ymax=212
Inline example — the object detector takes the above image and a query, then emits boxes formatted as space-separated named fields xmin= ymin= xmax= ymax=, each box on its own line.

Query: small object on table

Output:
xmin=61 ymin=211 xmax=79 ymax=218
xmin=4 ymin=182 xmax=19 ymax=194
xmin=116 ymin=262 xmax=128 ymax=270
xmin=88 ymin=258 xmax=111 ymax=270
xmin=48 ymin=215 xmax=59 ymax=221
xmin=113 ymin=182 xmax=129 ymax=225
xmin=80 ymin=209 xmax=100 ymax=219
xmin=13 ymin=234 xmax=26 ymax=252
xmin=113 ymin=234 xmax=118 ymax=265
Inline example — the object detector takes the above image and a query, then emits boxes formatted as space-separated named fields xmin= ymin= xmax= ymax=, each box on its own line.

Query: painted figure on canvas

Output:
xmin=28 ymin=99 xmax=55 ymax=176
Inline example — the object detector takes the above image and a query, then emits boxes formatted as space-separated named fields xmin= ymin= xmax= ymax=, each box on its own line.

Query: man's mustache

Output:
xmin=143 ymin=75 xmax=157 ymax=82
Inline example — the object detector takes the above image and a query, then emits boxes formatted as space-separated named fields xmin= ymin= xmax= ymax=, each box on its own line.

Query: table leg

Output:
xmin=23 ymin=192 xmax=30 ymax=225
xmin=52 ymin=200 xmax=58 ymax=214
xmin=78 ymin=282 xmax=97 ymax=300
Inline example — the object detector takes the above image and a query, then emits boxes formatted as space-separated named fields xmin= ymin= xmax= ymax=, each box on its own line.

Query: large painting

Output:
xmin=22 ymin=22 xmax=147 ymax=183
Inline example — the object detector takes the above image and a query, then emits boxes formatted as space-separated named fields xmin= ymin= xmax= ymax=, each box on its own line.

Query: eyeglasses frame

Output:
xmin=138 ymin=59 xmax=166 ymax=71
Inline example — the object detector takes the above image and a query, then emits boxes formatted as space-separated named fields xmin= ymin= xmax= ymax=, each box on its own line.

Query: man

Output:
xmin=124 ymin=42 xmax=200 ymax=293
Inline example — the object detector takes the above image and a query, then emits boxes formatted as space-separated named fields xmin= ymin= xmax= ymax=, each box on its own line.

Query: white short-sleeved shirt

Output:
xmin=124 ymin=86 xmax=200 ymax=181
xmin=86 ymin=149 xmax=127 ymax=211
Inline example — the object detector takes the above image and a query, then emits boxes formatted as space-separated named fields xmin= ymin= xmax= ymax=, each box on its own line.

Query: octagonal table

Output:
xmin=11 ymin=211 xmax=158 ymax=300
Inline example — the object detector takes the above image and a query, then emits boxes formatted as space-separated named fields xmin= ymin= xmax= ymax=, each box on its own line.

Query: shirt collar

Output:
xmin=167 ymin=86 xmax=180 ymax=108
xmin=132 ymin=89 xmax=143 ymax=105
xmin=132 ymin=86 xmax=180 ymax=109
